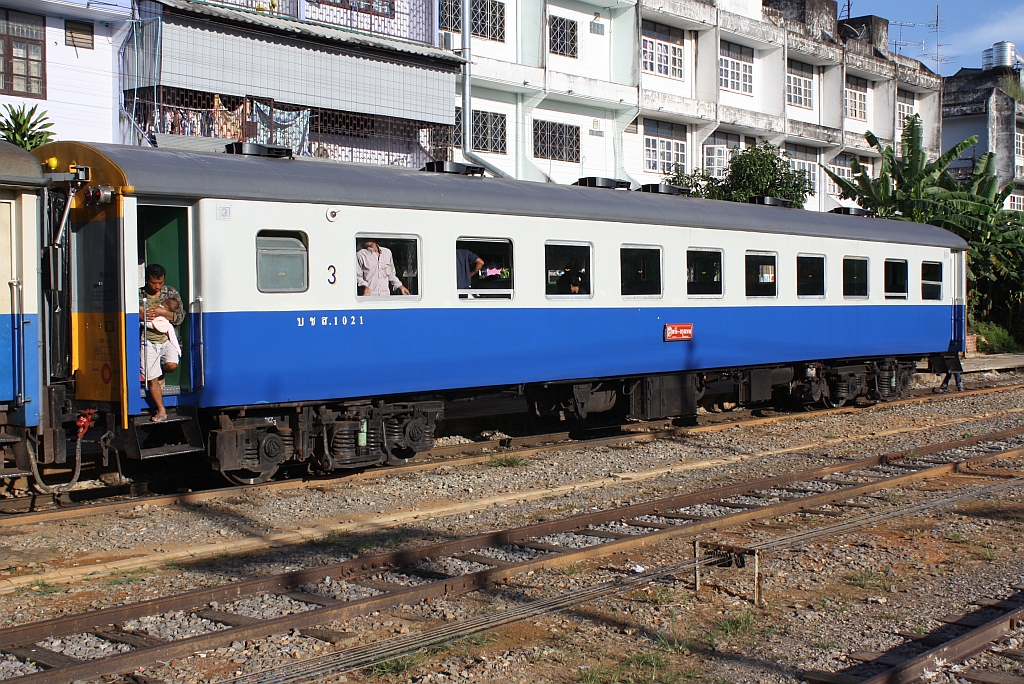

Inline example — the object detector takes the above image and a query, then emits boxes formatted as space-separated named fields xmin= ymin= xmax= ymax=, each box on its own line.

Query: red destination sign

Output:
xmin=664 ymin=323 xmax=693 ymax=341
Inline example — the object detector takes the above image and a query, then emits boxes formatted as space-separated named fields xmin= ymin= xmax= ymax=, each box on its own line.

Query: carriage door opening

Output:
xmin=138 ymin=206 xmax=190 ymax=395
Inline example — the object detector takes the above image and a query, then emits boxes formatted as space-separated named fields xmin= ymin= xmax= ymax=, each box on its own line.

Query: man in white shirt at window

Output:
xmin=357 ymin=239 xmax=410 ymax=296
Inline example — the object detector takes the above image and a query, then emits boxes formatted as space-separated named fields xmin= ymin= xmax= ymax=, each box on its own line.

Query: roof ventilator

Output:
xmin=224 ymin=142 xmax=293 ymax=159
xmin=830 ymin=207 xmax=870 ymax=216
xmin=573 ymin=177 xmax=630 ymax=189
xmin=422 ymin=161 xmax=485 ymax=176
xmin=748 ymin=196 xmax=793 ymax=208
xmin=638 ymin=183 xmax=690 ymax=195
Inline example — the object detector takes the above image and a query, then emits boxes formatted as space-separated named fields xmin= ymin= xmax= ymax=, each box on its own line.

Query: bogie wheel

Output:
xmin=822 ymin=394 xmax=846 ymax=409
xmin=223 ymin=467 xmax=278 ymax=486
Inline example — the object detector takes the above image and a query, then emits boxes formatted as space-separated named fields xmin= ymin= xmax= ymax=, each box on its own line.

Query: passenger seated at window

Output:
xmin=556 ymin=259 xmax=588 ymax=295
xmin=357 ymin=239 xmax=410 ymax=296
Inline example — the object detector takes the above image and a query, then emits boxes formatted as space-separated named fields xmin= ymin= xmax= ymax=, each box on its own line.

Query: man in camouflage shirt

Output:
xmin=140 ymin=264 xmax=184 ymax=421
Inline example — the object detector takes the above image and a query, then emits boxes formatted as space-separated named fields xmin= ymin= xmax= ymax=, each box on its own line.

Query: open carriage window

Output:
xmin=355 ymin=235 xmax=420 ymax=298
xmin=545 ymin=242 xmax=592 ymax=297
xmin=456 ymin=238 xmax=513 ymax=299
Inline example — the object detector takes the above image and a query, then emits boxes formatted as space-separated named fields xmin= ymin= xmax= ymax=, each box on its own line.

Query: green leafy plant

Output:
xmin=0 ymin=104 xmax=54 ymax=151
xmin=487 ymin=454 xmax=530 ymax=467
xmin=665 ymin=141 xmax=813 ymax=208
xmin=975 ymin=321 xmax=1022 ymax=353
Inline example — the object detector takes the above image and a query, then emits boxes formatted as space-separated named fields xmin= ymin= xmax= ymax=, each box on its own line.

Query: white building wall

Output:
xmin=0 ymin=3 xmax=129 ymax=144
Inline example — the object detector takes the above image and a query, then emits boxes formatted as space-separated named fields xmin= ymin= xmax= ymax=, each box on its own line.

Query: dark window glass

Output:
xmin=545 ymin=243 xmax=591 ymax=296
xmin=843 ymin=257 xmax=868 ymax=297
xmin=620 ymin=247 xmax=661 ymax=296
xmin=257 ymin=231 xmax=308 ymax=293
xmin=884 ymin=259 xmax=908 ymax=299
xmin=456 ymin=238 xmax=513 ymax=299
xmin=687 ymin=249 xmax=722 ymax=296
xmin=745 ymin=253 xmax=777 ymax=297
xmin=454 ymin=108 xmax=507 ymax=153
xmin=922 ymin=261 xmax=942 ymax=300
xmin=1 ymin=10 xmax=46 ymax=97
xmin=797 ymin=255 xmax=825 ymax=297
xmin=549 ymin=16 xmax=577 ymax=57
xmin=355 ymin=236 xmax=419 ymax=296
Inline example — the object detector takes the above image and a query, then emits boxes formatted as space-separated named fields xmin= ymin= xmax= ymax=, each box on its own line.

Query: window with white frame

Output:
xmin=644 ymin=119 xmax=686 ymax=175
xmin=642 ymin=21 xmax=684 ymax=80
xmin=533 ymin=119 xmax=580 ymax=162
xmin=786 ymin=59 xmax=813 ymax=109
xmin=828 ymin=153 xmax=872 ymax=196
xmin=844 ymin=75 xmax=868 ymax=121
xmin=549 ymin=16 xmax=577 ymax=58
xmin=896 ymin=89 xmax=916 ymax=130
xmin=703 ymin=131 xmax=740 ymax=178
xmin=785 ymin=143 xmax=818 ymax=194
xmin=1016 ymin=123 xmax=1023 ymax=179
xmin=719 ymin=40 xmax=753 ymax=94
xmin=1008 ymin=194 xmax=1024 ymax=212
xmin=439 ymin=0 xmax=505 ymax=41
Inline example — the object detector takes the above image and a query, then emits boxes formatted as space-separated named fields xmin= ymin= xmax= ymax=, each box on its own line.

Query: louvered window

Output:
xmin=65 ymin=20 xmax=93 ymax=49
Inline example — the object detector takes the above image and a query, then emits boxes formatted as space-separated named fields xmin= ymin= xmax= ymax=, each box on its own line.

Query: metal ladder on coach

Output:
xmin=122 ymin=409 xmax=204 ymax=461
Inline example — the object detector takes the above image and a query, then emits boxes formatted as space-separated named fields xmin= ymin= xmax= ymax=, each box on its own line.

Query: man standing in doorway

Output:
xmin=140 ymin=264 xmax=184 ymax=422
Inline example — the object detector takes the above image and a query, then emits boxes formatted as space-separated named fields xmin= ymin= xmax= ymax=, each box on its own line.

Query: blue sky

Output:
xmin=848 ymin=0 xmax=1024 ymax=75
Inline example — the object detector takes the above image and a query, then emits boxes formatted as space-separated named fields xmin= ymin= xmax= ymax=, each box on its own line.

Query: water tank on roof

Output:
xmin=983 ymin=42 xmax=1018 ymax=70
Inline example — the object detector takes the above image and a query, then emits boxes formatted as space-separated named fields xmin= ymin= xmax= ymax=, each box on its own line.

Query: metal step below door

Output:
xmin=123 ymin=410 xmax=204 ymax=460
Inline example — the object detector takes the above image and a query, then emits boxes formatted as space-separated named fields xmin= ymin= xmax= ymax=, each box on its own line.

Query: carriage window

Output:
xmin=843 ymin=257 xmax=868 ymax=298
xmin=457 ymin=238 xmax=513 ymax=299
xmin=687 ymin=249 xmax=722 ymax=296
xmin=745 ymin=253 xmax=777 ymax=298
xmin=922 ymin=261 xmax=942 ymax=300
xmin=620 ymin=246 xmax=662 ymax=297
xmin=797 ymin=255 xmax=825 ymax=297
xmin=884 ymin=259 xmax=908 ymax=299
xmin=355 ymin=236 xmax=419 ymax=297
xmin=545 ymin=242 xmax=591 ymax=297
xmin=256 ymin=231 xmax=308 ymax=293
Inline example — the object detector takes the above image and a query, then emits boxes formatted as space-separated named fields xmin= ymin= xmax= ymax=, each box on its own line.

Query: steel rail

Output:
xmin=227 ymin=476 xmax=1024 ymax=684
xmin=1 ymin=431 xmax=1021 ymax=683
xmin=3 ymin=381 xmax=1020 ymax=526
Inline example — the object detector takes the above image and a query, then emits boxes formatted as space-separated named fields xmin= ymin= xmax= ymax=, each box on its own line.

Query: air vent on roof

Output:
xmin=638 ymin=183 xmax=689 ymax=195
xmin=422 ymin=161 xmax=485 ymax=175
xmin=748 ymin=196 xmax=793 ymax=208
xmin=573 ymin=177 xmax=630 ymax=189
xmin=225 ymin=142 xmax=293 ymax=158
xmin=830 ymin=206 xmax=869 ymax=216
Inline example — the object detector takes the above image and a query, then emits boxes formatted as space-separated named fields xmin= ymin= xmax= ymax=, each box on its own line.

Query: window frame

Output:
xmin=456 ymin=236 xmax=515 ymax=299
xmin=921 ymin=261 xmax=943 ymax=301
xmin=686 ymin=247 xmax=725 ymax=299
xmin=1 ymin=9 xmax=46 ymax=99
xmin=842 ymin=256 xmax=869 ymax=299
xmin=786 ymin=59 xmax=814 ymax=109
xmin=545 ymin=240 xmax=594 ymax=300
xmin=844 ymin=75 xmax=869 ymax=121
xmin=65 ymin=19 xmax=94 ymax=49
xmin=641 ymin=20 xmax=684 ymax=80
xmin=744 ymin=251 xmax=778 ymax=299
xmin=896 ymin=88 xmax=916 ymax=130
xmin=255 ymin=230 xmax=309 ymax=294
xmin=439 ymin=0 xmax=506 ymax=41
xmin=548 ymin=15 xmax=578 ymax=58
xmin=533 ymin=119 xmax=581 ymax=163
xmin=619 ymin=244 xmax=663 ymax=299
xmin=454 ymin=107 xmax=507 ymax=154
xmin=796 ymin=253 xmax=827 ymax=299
xmin=354 ymin=233 xmax=423 ymax=302
xmin=643 ymin=119 xmax=686 ymax=175
xmin=719 ymin=40 xmax=754 ymax=95
xmin=883 ymin=258 xmax=909 ymax=300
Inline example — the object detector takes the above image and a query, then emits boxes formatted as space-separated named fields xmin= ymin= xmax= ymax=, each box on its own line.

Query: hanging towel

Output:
xmin=146 ymin=316 xmax=181 ymax=356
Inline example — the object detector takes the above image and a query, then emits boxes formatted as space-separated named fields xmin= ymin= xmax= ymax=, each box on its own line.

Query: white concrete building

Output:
xmin=0 ymin=0 xmax=130 ymax=143
xmin=446 ymin=0 xmax=942 ymax=211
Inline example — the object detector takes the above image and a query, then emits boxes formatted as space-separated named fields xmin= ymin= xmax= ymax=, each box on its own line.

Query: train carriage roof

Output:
xmin=0 ymin=141 xmax=47 ymax=188
xmin=45 ymin=142 xmax=967 ymax=250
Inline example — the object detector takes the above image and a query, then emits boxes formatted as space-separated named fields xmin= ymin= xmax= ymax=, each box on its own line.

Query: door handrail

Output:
xmin=191 ymin=296 xmax=204 ymax=389
xmin=8 ymin=279 xmax=24 ymax=406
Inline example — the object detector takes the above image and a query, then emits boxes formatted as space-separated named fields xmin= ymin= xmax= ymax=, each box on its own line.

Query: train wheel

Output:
xmin=223 ymin=466 xmax=278 ymax=486
xmin=822 ymin=394 xmax=846 ymax=409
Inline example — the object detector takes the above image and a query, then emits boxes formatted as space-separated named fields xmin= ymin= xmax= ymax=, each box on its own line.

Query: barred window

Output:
xmin=533 ymin=120 xmax=580 ymax=162
xmin=786 ymin=59 xmax=813 ymax=109
xmin=785 ymin=143 xmax=817 ymax=194
xmin=896 ymin=88 xmax=915 ymax=130
xmin=322 ymin=0 xmax=395 ymax=18
xmin=454 ymin=108 xmax=507 ymax=154
xmin=844 ymin=75 xmax=868 ymax=121
xmin=549 ymin=16 xmax=577 ymax=58
xmin=643 ymin=119 xmax=685 ymax=175
xmin=719 ymin=40 xmax=753 ymax=94
xmin=642 ymin=21 xmax=684 ymax=80
xmin=440 ymin=0 xmax=505 ymax=42
xmin=0 ymin=9 xmax=45 ymax=97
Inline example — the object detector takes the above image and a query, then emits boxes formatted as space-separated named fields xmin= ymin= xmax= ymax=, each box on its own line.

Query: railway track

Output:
xmin=0 ymin=427 xmax=1021 ymax=683
xmin=2 ymin=379 xmax=1022 ymax=529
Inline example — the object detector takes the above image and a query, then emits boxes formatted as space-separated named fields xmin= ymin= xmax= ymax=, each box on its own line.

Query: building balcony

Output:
xmin=787 ymin=119 xmax=842 ymax=145
xmin=641 ymin=89 xmax=716 ymax=121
